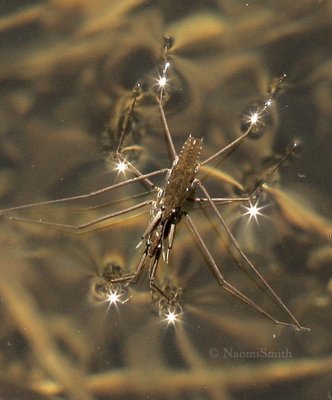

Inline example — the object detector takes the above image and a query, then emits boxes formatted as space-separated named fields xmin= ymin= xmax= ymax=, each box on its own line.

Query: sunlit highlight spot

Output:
xmin=104 ymin=287 xmax=130 ymax=311
xmin=115 ymin=159 xmax=128 ymax=173
xmin=242 ymin=108 xmax=264 ymax=133
xmin=242 ymin=200 xmax=265 ymax=223
xmin=106 ymin=289 xmax=122 ymax=306
xmin=158 ymin=75 xmax=167 ymax=88
xmin=161 ymin=306 xmax=182 ymax=326
xmin=249 ymin=111 xmax=260 ymax=125
xmin=165 ymin=310 xmax=178 ymax=325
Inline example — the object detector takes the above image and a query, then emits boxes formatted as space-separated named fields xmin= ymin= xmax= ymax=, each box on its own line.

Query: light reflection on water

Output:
xmin=0 ymin=1 xmax=331 ymax=399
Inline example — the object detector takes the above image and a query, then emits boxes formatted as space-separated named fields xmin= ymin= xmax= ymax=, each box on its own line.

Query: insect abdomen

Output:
xmin=162 ymin=136 xmax=203 ymax=212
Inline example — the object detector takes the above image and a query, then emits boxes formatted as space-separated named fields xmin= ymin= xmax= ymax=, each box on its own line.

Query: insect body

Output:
xmin=133 ymin=136 xmax=203 ymax=300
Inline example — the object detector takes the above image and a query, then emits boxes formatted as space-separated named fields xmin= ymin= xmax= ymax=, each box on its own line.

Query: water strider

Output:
xmin=0 ymin=43 xmax=309 ymax=331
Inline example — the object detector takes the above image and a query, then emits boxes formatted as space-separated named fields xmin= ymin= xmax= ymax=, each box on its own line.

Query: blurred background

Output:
xmin=0 ymin=1 xmax=332 ymax=399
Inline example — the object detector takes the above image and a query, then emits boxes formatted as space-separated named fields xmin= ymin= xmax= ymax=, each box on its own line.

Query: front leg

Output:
xmin=148 ymin=247 xmax=172 ymax=301
xmin=109 ymin=248 xmax=148 ymax=286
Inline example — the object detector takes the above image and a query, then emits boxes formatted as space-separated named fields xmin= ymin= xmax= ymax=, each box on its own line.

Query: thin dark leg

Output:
xmin=8 ymin=200 xmax=153 ymax=233
xmin=74 ymin=190 xmax=152 ymax=211
xmin=184 ymin=213 xmax=307 ymax=330
xmin=196 ymin=181 xmax=309 ymax=331
xmin=201 ymin=87 xmax=295 ymax=167
xmin=110 ymin=245 xmax=174 ymax=301
xmin=116 ymin=82 xmax=142 ymax=154
xmin=201 ymin=141 xmax=299 ymax=201
xmin=149 ymin=247 xmax=173 ymax=301
xmin=116 ymin=152 xmax=157 ymax=191
xmin=201 ymin=122 xmax=255 ymax=166
xmin=194 ymin=142 xmax=300 ymax=208
xmin=191 ymin=197 xmax=250 ymax=204
xmin=247 ymin=141 xmax=300 ymax=199
xmin=109 ymin=249 xmax=148 ymax=285
xmin=156 ymin=97 xmax=177 ymax=161
xmin=0 ymin=168 xmax=168 ymax=214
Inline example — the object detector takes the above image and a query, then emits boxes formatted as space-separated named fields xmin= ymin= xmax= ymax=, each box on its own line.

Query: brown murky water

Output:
xmin=0 ymin=1 xmax=332 ymax=399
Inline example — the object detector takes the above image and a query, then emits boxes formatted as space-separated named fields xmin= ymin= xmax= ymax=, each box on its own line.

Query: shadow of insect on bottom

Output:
xmin=0 ymin=75 xmax=309 ymax=331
